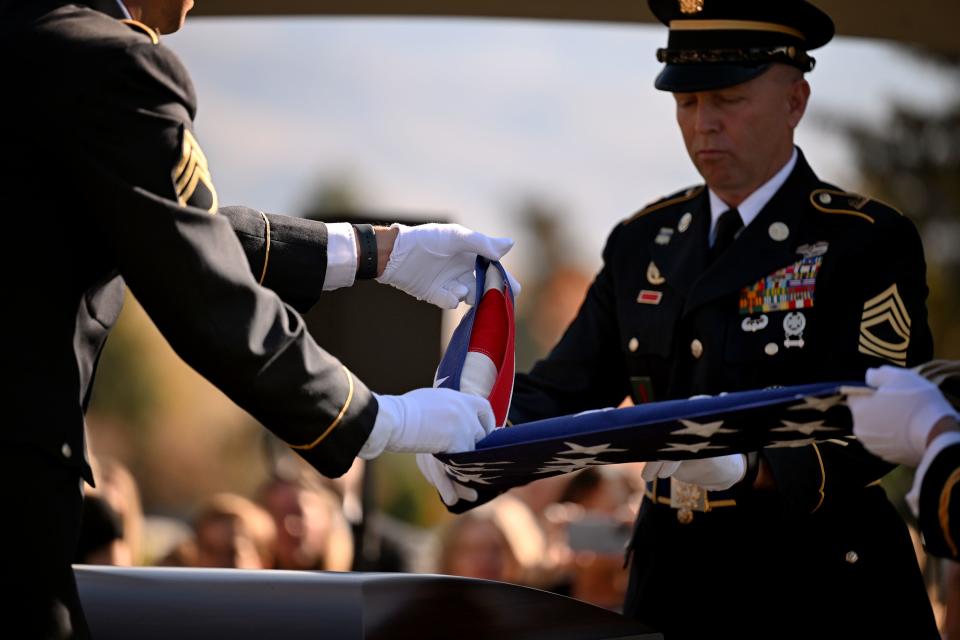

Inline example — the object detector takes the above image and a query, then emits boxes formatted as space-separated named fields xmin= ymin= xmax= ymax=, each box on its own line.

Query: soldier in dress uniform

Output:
xmin=419 ymin=0 xmax=940 ymax=636
xmin=0 ymin=0 xmax=517 ymax=637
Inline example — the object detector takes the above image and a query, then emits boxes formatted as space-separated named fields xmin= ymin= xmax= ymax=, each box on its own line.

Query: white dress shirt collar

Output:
xmin=708 ymin=147 xmax=799 ymax=244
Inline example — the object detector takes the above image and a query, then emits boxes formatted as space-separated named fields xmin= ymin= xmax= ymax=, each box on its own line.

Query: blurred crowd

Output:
xmin=76 ymin=449 xmax=644 ymax=612
xmin=75 ymin=449 xmax=960 ymax=636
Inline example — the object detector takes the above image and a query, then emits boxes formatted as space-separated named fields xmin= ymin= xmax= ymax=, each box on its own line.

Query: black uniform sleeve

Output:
xmin=218 ymin=206 xmax=330 ymax=314
xmin=69 ymin=38 xmax=375 ymax=477
xmin=918 ymin=443 xmax=960 ymax=559
xmin=762 ymin=213 xmax=933 ymax=516
xmin=509 ymin=224 xmax=632 ymax=424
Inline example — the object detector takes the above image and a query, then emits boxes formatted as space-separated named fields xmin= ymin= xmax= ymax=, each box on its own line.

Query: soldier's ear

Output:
xmin=786 ymin=77 xmax=810 ymax=129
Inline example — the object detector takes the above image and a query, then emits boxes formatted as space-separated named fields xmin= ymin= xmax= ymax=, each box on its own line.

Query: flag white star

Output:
xmin=535 ymin=463 xmax=596 ymax=474
xmin=672 ymin=419 xmax=736 ymax=438
xmin=534 ymin=456 xmax=605 ymax=474
xmin=556 ymin=442 xmax=628 ymax=456
xmin=445 ymin=460 xmax=512 ymax=469
xmin=772 ymin=420 xmax=841 ymax=435
xmin=765 ymin=438 xmax=817 ymax=449
xmin=658 ymin=442 xmax=725 ymax=454
xmin=446 ymin=470 xmax=495 ymax=485
xmin=788 ymin=394 xmax=845 ymax=412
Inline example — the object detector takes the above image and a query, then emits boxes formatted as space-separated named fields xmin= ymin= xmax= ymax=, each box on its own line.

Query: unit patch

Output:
xmin=739 ymin=255 xmax=822 ymax=315
xmin=858 ymin=284 xmax=911 ymax=366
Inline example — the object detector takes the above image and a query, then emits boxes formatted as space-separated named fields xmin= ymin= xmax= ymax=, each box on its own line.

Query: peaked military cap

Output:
xmin=649 ymin=0 xmax=835 ymax=92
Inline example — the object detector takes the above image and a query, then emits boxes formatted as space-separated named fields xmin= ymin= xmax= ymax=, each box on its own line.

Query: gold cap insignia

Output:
xmin=679 ymin=0 xmax=705 ymax=15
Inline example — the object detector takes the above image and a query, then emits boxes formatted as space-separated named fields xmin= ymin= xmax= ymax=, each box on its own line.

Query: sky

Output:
xmin=165 ymin=17 xmax=958 ymax=277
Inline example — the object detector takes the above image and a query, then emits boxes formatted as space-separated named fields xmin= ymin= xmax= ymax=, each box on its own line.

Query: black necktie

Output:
xmin=710 ymin=208 xmax=744 ymax=263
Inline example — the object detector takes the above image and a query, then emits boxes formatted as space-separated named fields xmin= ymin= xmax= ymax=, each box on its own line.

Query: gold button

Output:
xmin=819 ymin=192 xmax=833 ymax=205
xmin=61 ymin=443 xmax=72 ymax=459
xmin=690 ymin=339 xmax=704 ymax=359
xmin=629 ymin=337 xmax=639 ymax=353
xmin=764 ymin=342 xmax=779 ymax=356
xmin=677 ymin=509 xmax=694 ymax=525
xmin=845 ymin=551 xmax=859 ymax=564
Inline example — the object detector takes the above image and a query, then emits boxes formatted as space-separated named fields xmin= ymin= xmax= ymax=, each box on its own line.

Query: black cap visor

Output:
xmin=655 ymin=62 xmax=771 ymax=92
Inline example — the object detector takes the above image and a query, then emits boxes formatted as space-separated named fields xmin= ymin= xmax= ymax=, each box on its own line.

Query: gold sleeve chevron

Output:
xmin=174 ymin=129 xmax=218 ymax=213
xmin=858 ymin=284 xmax=911 ymax=366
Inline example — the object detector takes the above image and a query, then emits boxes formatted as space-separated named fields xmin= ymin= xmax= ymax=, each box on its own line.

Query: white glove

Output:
xmin=642 ymin=455 xmax=746 ymax=491
xmin=376 ymin=223 xmax=520 ymax=309
xmin=359 ymin=388 xmax=496 ymax=459
xmin=849 ymin=366 xmax=959 ymax=466
xmin=416 ymin=453 xmax=479 ymax=507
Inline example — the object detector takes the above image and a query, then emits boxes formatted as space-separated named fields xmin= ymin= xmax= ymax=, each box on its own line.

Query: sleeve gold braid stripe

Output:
xmin=289 ymin=366 xmax=355 ymax=451
xmin=257 ymin=211 xmax=271 ymax=285
xmin=811 ymin=443 xmax=826 ymax=514
xmin=809 ymin=190 xmax=875 ymax=223
xmin=858 ymin=342 xmax=907 ymax=366
xmin=939 ymin=468 xmax=960 ymax=558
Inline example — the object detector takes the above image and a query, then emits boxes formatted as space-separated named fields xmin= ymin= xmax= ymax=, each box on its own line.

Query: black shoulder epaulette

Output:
xmin=809 ymin=188 xmax=903 ymax=224
xmin=120 ymin=19 xmax=159 ymax=45
xmin=623 ymin=185 xmax=704 ymax=225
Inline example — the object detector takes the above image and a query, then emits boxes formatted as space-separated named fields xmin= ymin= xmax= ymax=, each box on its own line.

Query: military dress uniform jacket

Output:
xmin=509 ymin=151 xmax=938 ymax=637
xmin=1 ymin=0 xmax=377 ymax=484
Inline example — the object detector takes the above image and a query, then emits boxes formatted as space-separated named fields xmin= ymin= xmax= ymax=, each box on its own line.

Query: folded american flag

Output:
xmin=430 ymin=260 xmax=960 ymax=510
xmin=435 ymin=381 xmax=864 ymax=493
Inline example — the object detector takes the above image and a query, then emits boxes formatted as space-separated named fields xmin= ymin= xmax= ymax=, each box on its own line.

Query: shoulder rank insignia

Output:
xmin=739 ymin=255 xmax=822 ymax=315
xmin=174 ymin=129 xmax=218 ymax=213
xmin=859 ymin=284 xmax=911 ymax=366
xmin=120 ymin=19 xmax=160 ymax=45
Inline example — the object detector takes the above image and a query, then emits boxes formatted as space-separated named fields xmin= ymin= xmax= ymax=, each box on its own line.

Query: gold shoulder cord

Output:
xmin=258 ymin=211 xmax=271 ymax=285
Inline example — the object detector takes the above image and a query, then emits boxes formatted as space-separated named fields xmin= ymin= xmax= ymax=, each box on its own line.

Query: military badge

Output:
xmin=859 ymin=284 xmax=911 ymax=366
xmin=741 ymin=315 xmax=769 ymax=333
xmin=638 ymin=290 xmax=664 ymax=305
xmin=655 ymin=228 xmax=674 ymax=246
xmin=796 ymin=241 xmax=829 ymax=259
xmin=783 ymin=312 xmax=807 ymax=349
xmin=174 ymin=128 xmax=218 ymax=213
xmin=739 ymin=256 xmax=822 ymax=315
xmin=647 ymin=261 xmax=666 ymax=286
xmin=679 ymin=0 xmax=704 ymax=15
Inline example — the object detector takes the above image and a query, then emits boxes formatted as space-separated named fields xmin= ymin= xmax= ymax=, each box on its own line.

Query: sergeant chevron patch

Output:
xmin=858 ymin=284 xmax=911 ymax=366
xmin=174 ymin=129 xmax=218 ymax=213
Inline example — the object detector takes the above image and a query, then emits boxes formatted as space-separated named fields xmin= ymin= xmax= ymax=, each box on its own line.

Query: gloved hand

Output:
xmin=416 ymin=453 xmax=479 ymax=507
xmin=376 ymin=223 xmax=520 ymax=309
xmin=848 ymin=366 xmax=960 ymax=466
xmin=358 ymin=388 xmax=496 ymax=459
xmin=642 ymin=454 xmax=747 ymax=491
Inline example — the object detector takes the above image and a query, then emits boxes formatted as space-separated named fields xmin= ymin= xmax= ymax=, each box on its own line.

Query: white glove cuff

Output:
xmin=359 ymin=393 xmax=402 ymax=460
xmin=909 ymin=400 xmax=960 ymax=462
